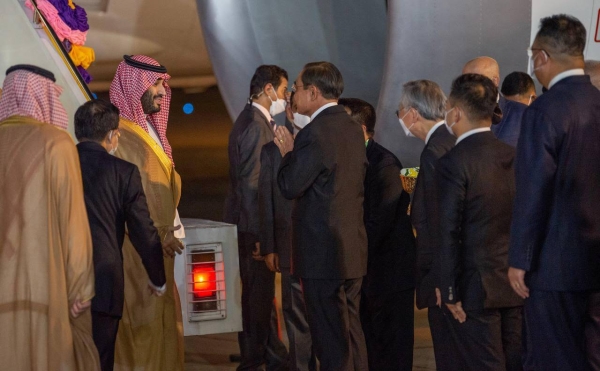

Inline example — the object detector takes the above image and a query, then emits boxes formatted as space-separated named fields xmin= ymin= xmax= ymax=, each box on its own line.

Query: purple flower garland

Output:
xmin=46 ymin=0 xmax=89 ymax=32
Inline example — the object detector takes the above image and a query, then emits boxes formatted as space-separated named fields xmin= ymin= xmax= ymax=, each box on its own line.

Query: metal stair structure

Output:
xmin=0 ymin=0 xmax=92 ymax=137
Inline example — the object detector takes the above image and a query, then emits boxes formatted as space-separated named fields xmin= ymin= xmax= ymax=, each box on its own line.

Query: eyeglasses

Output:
xmin=291 ymin=83 xmax=308 ymax=92
xmin=395 ymin=107 xmax=410 ymax=117
xmin=527 ymin=47 xmax=550 ymax=58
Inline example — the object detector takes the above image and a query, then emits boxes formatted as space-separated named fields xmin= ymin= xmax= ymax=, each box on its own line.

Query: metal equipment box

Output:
xmin=175 ymin=219 xmax=242 ymax=336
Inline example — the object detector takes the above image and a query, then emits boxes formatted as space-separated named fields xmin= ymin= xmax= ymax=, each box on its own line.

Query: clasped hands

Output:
xmin=274 ymin=126 xmax=294 ymax=157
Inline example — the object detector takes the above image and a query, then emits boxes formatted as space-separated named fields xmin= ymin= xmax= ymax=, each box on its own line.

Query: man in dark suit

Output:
xmin=338 ymin=97 xmax=415 ymax=371
xmin=398 ymin=80 xmax=463 ymax=371
xmin=224 ymin=65 xmax=290 ymax=370
xmin=258 ymin=95 xmax=316 ymax=371
xmin=509 ymin=14 xmax=600 ymax=371
xmin=437 ymin=74 xmax=523 ymax=371
xmin=462 ymin=57 xmax=526 ymax=147
xmin=274 ymin=61 xmax=368 ymax=371
xmin=74 ymin=99 xmax=172 ymax=371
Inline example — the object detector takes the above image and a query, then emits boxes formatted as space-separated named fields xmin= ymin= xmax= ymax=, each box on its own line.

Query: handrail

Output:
xmin=29 ymin=0 xmax=92 ymax=101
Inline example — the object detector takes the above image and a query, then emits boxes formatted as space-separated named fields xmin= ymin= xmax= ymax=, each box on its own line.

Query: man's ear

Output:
xmin=361 ymin=125 xmax=368 ymax=135
xmin=310 ymin=85 xmax=318 ymax=101
xmin=410 ymin=108 xmax=420 ymax=124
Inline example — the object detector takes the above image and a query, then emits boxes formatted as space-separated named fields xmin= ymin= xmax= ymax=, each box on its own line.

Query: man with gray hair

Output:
xmin=401 ymin=80 xmax=463 ymax=370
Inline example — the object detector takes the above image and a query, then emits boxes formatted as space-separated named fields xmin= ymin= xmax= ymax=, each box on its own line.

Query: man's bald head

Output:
xmin=585 ymin=60 xmax=600 ymax=90
xmin=462 ymin=56 xmax=500 ymax=87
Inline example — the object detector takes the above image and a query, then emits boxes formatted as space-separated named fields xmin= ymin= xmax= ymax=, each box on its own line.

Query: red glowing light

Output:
xmin=193 ymin=265 xmax=216 ymax=298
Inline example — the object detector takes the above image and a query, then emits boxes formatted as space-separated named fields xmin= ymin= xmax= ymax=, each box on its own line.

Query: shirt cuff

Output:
xmin=149 ymin=280 xmax=167 ymax=295
xmin=174 ymin=209 xmax=185 ymax=239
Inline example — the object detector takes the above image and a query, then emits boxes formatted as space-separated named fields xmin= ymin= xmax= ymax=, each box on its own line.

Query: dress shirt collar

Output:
xmin=251 ymin=102 xmax=272 ymax=122
xmin=425 ymin=120 xmax=446 ymax=144
xmin=455 ymin=127 xmax=491 ymax=145
xmin=548 ymin=68 xmax=585 ymax=90
xmin=146 ymin=119 xmax=163 ymax=149
xmin=310 ymin=102 xmax=338 ymax=121
xmin=77 ymin=140 xmax=107 ymax=152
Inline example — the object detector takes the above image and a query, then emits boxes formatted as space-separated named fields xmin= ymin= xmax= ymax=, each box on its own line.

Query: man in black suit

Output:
xmin=338 ymin=97 xmax=415 ymax=371
xmin=274 ymin=61 xmax=368 ymax=371
xmin=437 ymin=74 xmax=523 ymax=371
xmin=462 ymin=57 xmax=527 ymax=147
xmin=224 ymin=65 xmax=290 ymax=370
xmin=398 ymin=80 xmax=463 ymax=371
xmin=74 ymin=99 xmax=173 ymax=371
xmin=509 ymin=14 xmax=600 ymax=371
xmin=258 ymin=94 xmax=316 ymax=371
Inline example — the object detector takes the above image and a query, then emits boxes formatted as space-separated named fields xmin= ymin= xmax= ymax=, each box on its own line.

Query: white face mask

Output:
xmin=267 ymin=86 xmax=287 ymax=116
xmin=528 ymin=50 xmax=545 ymax=82
xmin=444 ymin=107 xmax=457 ymax=135
xmin=292 ymin=112 xmax=311 ymax=129
xmin=108 ymin=130 xmax=118 ymax=155
xmin=398 ymin=109 xmax=415 ymax=137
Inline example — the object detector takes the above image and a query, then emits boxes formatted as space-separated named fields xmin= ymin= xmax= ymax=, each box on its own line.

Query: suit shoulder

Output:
xmin=506 ymin=99 xmax=527 ymax=113
xmin=369 ymin=141 xmax=401 ymax=168
xmin=428 ymin=129 xmax=455 ymax=152
xmin=495 ymin=138 xmax=516 ymax=157
xmin=113 ymin=155 xmax=139 ymax=174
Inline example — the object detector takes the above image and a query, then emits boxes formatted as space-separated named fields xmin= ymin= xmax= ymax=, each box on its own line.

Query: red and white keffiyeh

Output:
xmin=109 ymin=55 xmax=173 ymax=161
xmin=0 ymin=69 xmax=68 ymax=130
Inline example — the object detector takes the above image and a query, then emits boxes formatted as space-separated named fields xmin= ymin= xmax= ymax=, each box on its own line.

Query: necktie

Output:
xmin=270 ymin=119 xmax=276 ymax=129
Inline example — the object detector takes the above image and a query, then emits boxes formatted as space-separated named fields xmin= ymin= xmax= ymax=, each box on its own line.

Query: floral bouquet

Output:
xmin=400 ymin=167 xmax=419 ymax=194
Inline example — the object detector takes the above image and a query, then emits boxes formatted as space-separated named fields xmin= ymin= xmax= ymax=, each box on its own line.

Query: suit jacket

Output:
xmin=259 ymin=141 xmax=293 ymax=268
xmin=436 ymin=131 xmax=522 ymax=310
xmin=411 ymin=124 xmax=455 ymax=309
xmin=77 ymin=141 xmax=166 ymax=317
xmin=224 ymin=104 xmax=274 ymax=244
xmin=509 ymin=75 xmax=600 ymax=291
xmin=492 ymin=95 xmax=527 ymax=147
xmin=277 ymin=105 xmax=368 ymax=279
xmin=362 ymin=139 xmax=415 ymax=297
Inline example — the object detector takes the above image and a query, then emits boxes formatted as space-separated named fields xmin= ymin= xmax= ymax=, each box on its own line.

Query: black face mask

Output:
xmin=141 ymin=89 xmax=161 ymax=115
xmin=492 ymin=103 xmax=503 ymax=125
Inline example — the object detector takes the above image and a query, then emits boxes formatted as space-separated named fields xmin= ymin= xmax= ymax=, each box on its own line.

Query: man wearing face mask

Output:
xmin=437 ymin=74 xmax=523 ymax=371
xmin=258 ymin=92 xmax=315 ymax=371
xmin=508 ymin=14 xmax=600 ymax=371
xmin=398 ymin=80 xmax=464 ymax=371
xmin=225 ymin=64 xmax=290 ymax=371
xmin=274 ymin=61 xmax=368 ymax=371
xmin=75 ymin=99 xmax=169 ymax=371
xmin=339 ymin=97 xmax=415 ymax=371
